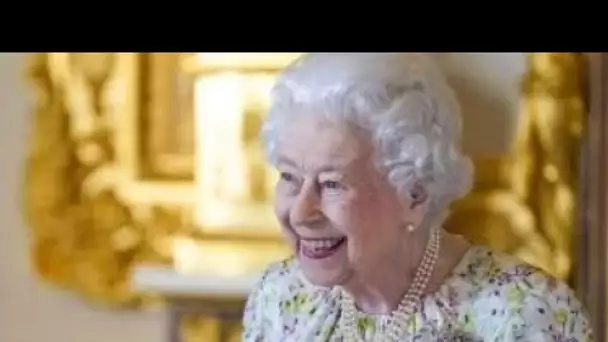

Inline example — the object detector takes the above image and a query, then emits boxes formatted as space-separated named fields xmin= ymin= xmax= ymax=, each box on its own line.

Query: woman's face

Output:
xmin=274 ymin=114 xmax=422 ymax=287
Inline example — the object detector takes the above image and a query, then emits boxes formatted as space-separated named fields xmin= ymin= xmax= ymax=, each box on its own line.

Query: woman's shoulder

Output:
xmin=454 ymin=245 xmax=576 ymax=297
xmin=242 ymin=258 xmax=340 ymax=341
xmin=453 ymin=245 xmax=584 ymax=310
xmin=452 ymin=245 xmax=554 ymax=286
xmin=449 ymin=245 xmax=595 ymax=340
xmin=246 ymin=257 xmax=336 ymax=304
xmin=249 ymin=257 xmax=305 ymax=296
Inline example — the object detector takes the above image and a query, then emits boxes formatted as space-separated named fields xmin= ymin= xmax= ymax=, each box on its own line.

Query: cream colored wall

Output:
xmin=0 ymin=53 xmax=165 ymax=342
xmin=435 ymin=53 xmax=526 ymax=157
xmin=0 ymin=53 xmax=526 ymax=342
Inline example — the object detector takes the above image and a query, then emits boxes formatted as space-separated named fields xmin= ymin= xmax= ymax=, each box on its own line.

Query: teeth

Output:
xmin=301 ymin=238 xmax=344 ymax=249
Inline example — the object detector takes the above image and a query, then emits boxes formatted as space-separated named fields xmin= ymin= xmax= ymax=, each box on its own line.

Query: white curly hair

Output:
xmin=262 ymin=53 xmax=474 ymax=225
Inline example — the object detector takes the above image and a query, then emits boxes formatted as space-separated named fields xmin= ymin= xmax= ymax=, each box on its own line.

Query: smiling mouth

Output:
xmin=300 ymin=237 xmax=347 ymax=259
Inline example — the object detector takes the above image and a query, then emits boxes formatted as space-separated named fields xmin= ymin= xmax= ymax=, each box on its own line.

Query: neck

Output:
xmin=341 ymin=228 xmax=433 ymax=314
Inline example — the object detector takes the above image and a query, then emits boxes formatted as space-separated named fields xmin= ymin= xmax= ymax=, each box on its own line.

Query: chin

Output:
xmin=295 ymin=237 xmax=351 ymax=287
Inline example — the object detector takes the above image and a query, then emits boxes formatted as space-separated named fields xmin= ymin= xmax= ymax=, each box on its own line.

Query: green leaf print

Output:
xmin=461 ymin=311 xmax=476 ymax=332
xmin=283 ymin=293 xmax=308 ymax=314
xmin=357 ymin=316 xmax=376 ymax=335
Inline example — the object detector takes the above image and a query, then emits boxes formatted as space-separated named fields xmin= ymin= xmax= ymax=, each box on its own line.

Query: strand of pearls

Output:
xmin=339 ymin=228 xmax=441 ymax=341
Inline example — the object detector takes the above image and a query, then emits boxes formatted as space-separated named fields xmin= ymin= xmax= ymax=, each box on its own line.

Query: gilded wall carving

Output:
xmin=511 ymin=53 xmax=586 ymax=280
xmin=24 ymin=53 xmax=192 ymax=307
xmin=445 ymin=53 xmax=586 ymax=281
xmin=22 ymin=53 xmax=585 ymax=309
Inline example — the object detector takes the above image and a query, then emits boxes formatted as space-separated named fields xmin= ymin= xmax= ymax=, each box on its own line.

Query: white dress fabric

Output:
xmin=242 ymin=245 xmax=594 ymax=341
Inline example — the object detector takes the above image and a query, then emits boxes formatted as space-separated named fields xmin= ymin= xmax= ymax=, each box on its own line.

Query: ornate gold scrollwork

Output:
xmin=22 ymin=53 xmax=290 ymax=308
xmin=447 ymin=53 xmax=586 ymax=281
xmin=23 ymin=53 xmax=191 ymax=307
xmin=510 ymin=53 xmax=586 ymax=280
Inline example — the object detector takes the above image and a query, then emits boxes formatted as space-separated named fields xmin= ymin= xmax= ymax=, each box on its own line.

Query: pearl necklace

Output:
xmin=339 ymin=228 xmax=441 ymax=341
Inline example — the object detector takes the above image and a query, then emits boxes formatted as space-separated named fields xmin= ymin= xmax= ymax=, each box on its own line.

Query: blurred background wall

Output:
xmin=0 ymin=52 xmax=525 ymax=342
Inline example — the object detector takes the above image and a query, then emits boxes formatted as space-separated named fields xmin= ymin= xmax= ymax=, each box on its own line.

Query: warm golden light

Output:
xmin=183 ymin=53 xmax=302 ymax=73
xmin=192 ymin=54 xmax=300 ymax=234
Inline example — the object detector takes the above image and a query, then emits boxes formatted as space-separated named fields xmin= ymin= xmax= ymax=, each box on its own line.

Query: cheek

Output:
xmin=324 ymin=196 xmax=369 ymax=234
xmin=274 ymin=197 xmax=289 ymax=224
xmin=274 ymin=195 xmax=298 ymax=244
xmin=330 ymin=194 xmax=392 ymax=240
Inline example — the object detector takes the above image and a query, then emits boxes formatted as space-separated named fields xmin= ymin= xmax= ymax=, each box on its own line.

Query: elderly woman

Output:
xmin=242 ymin=53 xmax=594 ymax=341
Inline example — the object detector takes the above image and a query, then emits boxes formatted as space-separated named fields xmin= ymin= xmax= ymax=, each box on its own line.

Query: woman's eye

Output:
xmin=321 ymin=180 xmax=341 ymax=189
xmin=280 ymin=172 xmax=294 ymax=182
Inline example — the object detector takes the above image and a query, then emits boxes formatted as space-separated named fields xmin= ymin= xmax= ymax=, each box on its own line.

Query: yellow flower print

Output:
xmin=284 ymin=293 xmax=308 ymax=314
xmin=507 ymin=286 xmax=525 ymax=308
xmin=486 ymin=266 xmax=501 ymax=279
xmin=292 ymin=293 xmax=308 ymax=313
xmin=554 ymin=308 xmax=568 ymax=326
xmin=406 ymin=314 xmax=423 ymax=334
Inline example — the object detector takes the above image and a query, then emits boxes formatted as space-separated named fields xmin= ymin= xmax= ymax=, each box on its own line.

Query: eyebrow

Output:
xmin=276 ymin=155 xmax=297 ymax=168
xmin=276 ymin=155 xmax=352 ymax=173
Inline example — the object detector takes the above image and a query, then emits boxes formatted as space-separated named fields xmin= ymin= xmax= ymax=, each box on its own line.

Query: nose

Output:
xmin=290 ymin=181 xmax=323 ymax=227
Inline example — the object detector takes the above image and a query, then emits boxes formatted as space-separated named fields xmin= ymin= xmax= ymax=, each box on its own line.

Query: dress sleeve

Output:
xmin=504 ymin=273 xmax=596 ymax=341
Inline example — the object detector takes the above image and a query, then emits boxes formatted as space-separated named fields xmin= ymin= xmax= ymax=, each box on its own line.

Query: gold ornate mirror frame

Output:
xmin=23 ymin=53 xmax=586 ymax=308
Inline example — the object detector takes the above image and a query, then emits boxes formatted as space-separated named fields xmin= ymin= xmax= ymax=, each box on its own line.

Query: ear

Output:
xmin=408 ymin=183 xmax=429 ymax=210
xmin=404 ymin=183 xmax=430 ymax=228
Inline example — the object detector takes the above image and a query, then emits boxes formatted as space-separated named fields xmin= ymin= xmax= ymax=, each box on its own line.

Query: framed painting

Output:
xmin=23 ymin=53 xmax=587 ymax=309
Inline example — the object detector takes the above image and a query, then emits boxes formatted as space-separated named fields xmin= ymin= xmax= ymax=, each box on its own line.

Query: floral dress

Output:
xmin=242 ymin=245 xmax=595 ymax=341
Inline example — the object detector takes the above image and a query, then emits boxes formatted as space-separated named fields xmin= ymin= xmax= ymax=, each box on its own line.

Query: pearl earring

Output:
xmin=407 ymin=223 xmax=416 ymax=232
